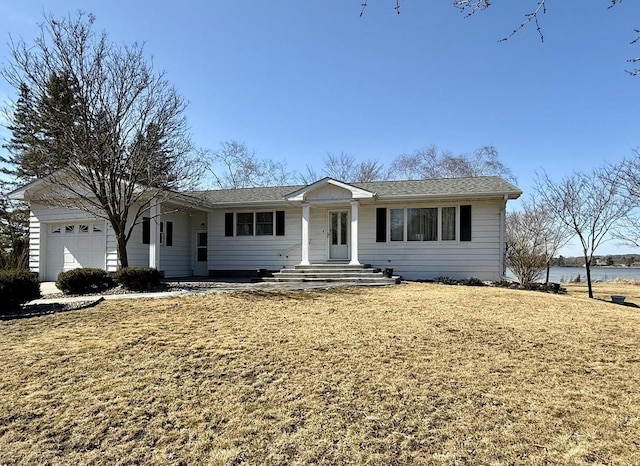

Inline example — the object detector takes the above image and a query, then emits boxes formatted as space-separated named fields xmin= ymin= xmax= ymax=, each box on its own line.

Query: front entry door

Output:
xmin=194 ymin=230 xmax=208 ymax=276
xmin=329 ymin=211 xmax=349 ymax=260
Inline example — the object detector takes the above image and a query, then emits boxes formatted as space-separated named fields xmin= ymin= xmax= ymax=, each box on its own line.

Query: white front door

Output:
xmin=329 ymin=210 xmax=349 ymax=260
xmin=194 ymin=230 xmax=208 ymax=276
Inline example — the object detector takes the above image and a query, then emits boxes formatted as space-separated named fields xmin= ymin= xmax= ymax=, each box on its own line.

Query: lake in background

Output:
xmin=507 ymin=267 xmax=640 ymax=283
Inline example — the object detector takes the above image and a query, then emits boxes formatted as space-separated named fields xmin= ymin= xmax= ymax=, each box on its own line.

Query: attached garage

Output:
xmin=44 ymin=221 xmax=107 ymax=281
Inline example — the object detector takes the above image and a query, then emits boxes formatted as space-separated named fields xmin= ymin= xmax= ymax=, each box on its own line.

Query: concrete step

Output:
xmin=292 ymin=264 xmax=371 ymax=271
xmin=276 ymin=270 xmax=378 ymax=277
xmin=265 ymin=263 xmax=399 ymax=285
xmin=263 ymin=276 xmax=400 ymax=284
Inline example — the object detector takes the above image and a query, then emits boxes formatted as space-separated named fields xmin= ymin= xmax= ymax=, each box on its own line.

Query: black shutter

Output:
xmin=460 ymin=205 xmax=472 ymax=242
xmin=166 ymin=221 xmax=173 ymax=246
xmin=142 ymin=217 xmax=150 ymax=244
xmin=276 ymin=211 xmax=285 ymax=236
xmin=376 ymin=208 xmax=387 ymax=242
xmin=225 ymin=212 xmax=234 ymax=237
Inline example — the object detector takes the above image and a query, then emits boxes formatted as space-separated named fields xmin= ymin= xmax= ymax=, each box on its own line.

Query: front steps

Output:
xmin=263 ymin=264 xmax=401 ymax=285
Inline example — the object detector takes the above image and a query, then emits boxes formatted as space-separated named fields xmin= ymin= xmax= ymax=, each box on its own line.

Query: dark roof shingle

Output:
xmin=190 ymin=176 xmax=521 ymax=205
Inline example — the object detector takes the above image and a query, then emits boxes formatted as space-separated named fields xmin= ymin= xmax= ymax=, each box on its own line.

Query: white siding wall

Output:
xmin=105 ymin=221 xmax=118 ymax=272
xmin=358 ymin=200 xmax=505 ymax=281
xmin=158 ymin=209 xmax=193 ymax=278
xmin=208 ymin=207 xmax=302 ymax=272
xmin=126 ymin=211 xmax=150 ymax=268
xmin=28 ymin=211 xmax=41 ymax=275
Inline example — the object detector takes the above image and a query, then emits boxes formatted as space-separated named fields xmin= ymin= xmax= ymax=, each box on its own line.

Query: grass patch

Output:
xmin=1 ymin=283 xmax=639 ymax=464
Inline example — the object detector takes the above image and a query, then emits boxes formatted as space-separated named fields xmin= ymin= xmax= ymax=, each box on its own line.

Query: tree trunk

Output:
xmin=585 ymin=256 xmax=593 ymax=299
xmin=117 ymin=234 xmax=129 ymax=268
xmin=545 ymin=261 xmax=551 ymax=284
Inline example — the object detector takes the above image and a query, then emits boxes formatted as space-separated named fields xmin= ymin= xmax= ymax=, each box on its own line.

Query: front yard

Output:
xmin=1 ymin=283 xmax=639 ymax=464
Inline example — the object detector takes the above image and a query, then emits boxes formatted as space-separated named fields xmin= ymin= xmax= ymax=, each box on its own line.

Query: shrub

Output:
xmin=0 ymin=269 xmax=40 ymax=312
xmin=462 ymin=277 xmax=486 ymax=287
xmin=114 ymin=267 xmax=162 ymax=291
xmin=56 ymin=268 xmax=114 ymax=295
xmin=433 ymin=276 xmax=457 ymax=285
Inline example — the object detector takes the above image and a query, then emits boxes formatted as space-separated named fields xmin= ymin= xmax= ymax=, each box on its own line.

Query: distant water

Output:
xmin=507 ymin=266 xmax=640 ymax=283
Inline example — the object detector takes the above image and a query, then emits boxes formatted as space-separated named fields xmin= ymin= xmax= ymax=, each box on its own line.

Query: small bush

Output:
xmin=493 ymin=279 xmax=518 ymax=288
xmin=462 ymin=277 xmax=486 ymax=287
xmin=114 ymin=267 xmax=162 ymax=291
xmin=56 ymin=268 xmax=114 ymax=295
xmin=572 ymin=274 xmax=582 ymax=283
xmin=0 ymin=269 xmax=40 ymax=312
xmin=433 ymin=276 xmax=457 ymax=285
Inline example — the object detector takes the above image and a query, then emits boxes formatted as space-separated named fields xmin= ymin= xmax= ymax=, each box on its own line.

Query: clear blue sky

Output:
xmin=1 ymin=1 xmax=639 ymax=256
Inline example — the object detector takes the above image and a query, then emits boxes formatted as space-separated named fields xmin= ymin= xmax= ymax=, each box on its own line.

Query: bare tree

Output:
xmin=535 ymin=168 xmax=631 ymax=298
xmin=387 ymin=145 xmax=515 ymax=182
xmin=298 ymin=152 xmax=385 ymax=184
xmin=506 ymin=195 xmax=572 ymax=286
xmin=1 ymin=12 xmax=201 ymax=267
xmin=298 ymin=165 xmax=321 ymax=186
xmin=205 ymin=140 xmax=292 ymax=189
xmin=323 ymin=152 xmax=384 ymax=183
xmin=610 ymin=149 xmax=640 ymax=246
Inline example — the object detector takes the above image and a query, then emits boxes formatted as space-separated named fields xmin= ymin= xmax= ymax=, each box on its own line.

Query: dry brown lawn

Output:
xmin=1 ymin=283 xmax=639 ymax=465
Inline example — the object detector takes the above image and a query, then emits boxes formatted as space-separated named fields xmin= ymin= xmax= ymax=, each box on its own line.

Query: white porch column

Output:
xmin=149 ymin=200 xmax=161 ymax=270
xmin=349 ymin=200 xmax=360 ymax=265
xmin=300 ymin=202 xmax=311 ymax=265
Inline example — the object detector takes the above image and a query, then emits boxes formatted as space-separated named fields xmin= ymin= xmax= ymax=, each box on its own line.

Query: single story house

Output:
xmin=9 ymin=176 xmax=522 ymax=282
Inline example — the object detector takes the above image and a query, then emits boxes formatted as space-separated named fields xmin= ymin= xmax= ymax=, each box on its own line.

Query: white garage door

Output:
xmin=45 ymin=222 xmax=107 ymax=281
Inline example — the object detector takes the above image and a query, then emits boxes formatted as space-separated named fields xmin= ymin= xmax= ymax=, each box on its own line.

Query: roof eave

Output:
xmin=379 ymin=191 xmax=522 ymax=201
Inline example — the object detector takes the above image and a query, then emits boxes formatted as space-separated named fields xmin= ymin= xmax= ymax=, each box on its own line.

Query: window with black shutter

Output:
xmin=376 ymin=208 xmax=387 ymax=242
xmin=166 ymin=221 xmax=173 ymax=246
xmin=142 ymin=217 xmax=150 ymax=244
xmin=276 ymin=211 xmax=285 ymax=236
xmin=460 ymin=205 xmax=472 ymax=242
xmin=224 ymin=212 xmax=234 ymax=237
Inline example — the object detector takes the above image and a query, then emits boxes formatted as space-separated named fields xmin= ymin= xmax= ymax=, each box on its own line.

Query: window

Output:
xmin=159 ymin=221 xmax=164 ymax=245
xmin=236 ymin=213 xmax=254 ymax=236
xmin=441 ymin=207 xmax=456 ymax=241
xmin=65 ymin=225 xmax=75 ymax=234
xmin=256 ymin=212 xmax=273 ymax=236
xmin=79 ymin=224 xmax=89 ymax=233
xmin=390 ymin=209 xmax=404 ymax=241
xmin=142 ymin=217 xmax=150 ymax=244
xmin=50 ymin=225 xmax=61 ymax=234
xmin=226 ymin=211 xmax=285 ymax=236
xmin=92 ymin=224 xmax=103 ymax=233
xmin=197 ymin=232 xmax=208 ymax=262
xmin=407 ymin=208 xmax=437 ymax=241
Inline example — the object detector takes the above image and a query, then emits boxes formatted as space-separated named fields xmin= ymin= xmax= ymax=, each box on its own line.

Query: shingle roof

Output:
xmin=353 ymin=177 xmax=522 ymax=199
xmin=190 ymin=176 xmax=521 ymax=206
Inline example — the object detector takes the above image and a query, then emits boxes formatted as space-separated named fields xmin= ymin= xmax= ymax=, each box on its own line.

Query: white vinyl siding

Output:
xmin=208 ymin=206 xmax=302 ymax=271
xmin=157 ymin=210 xmax=192 ymax=278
